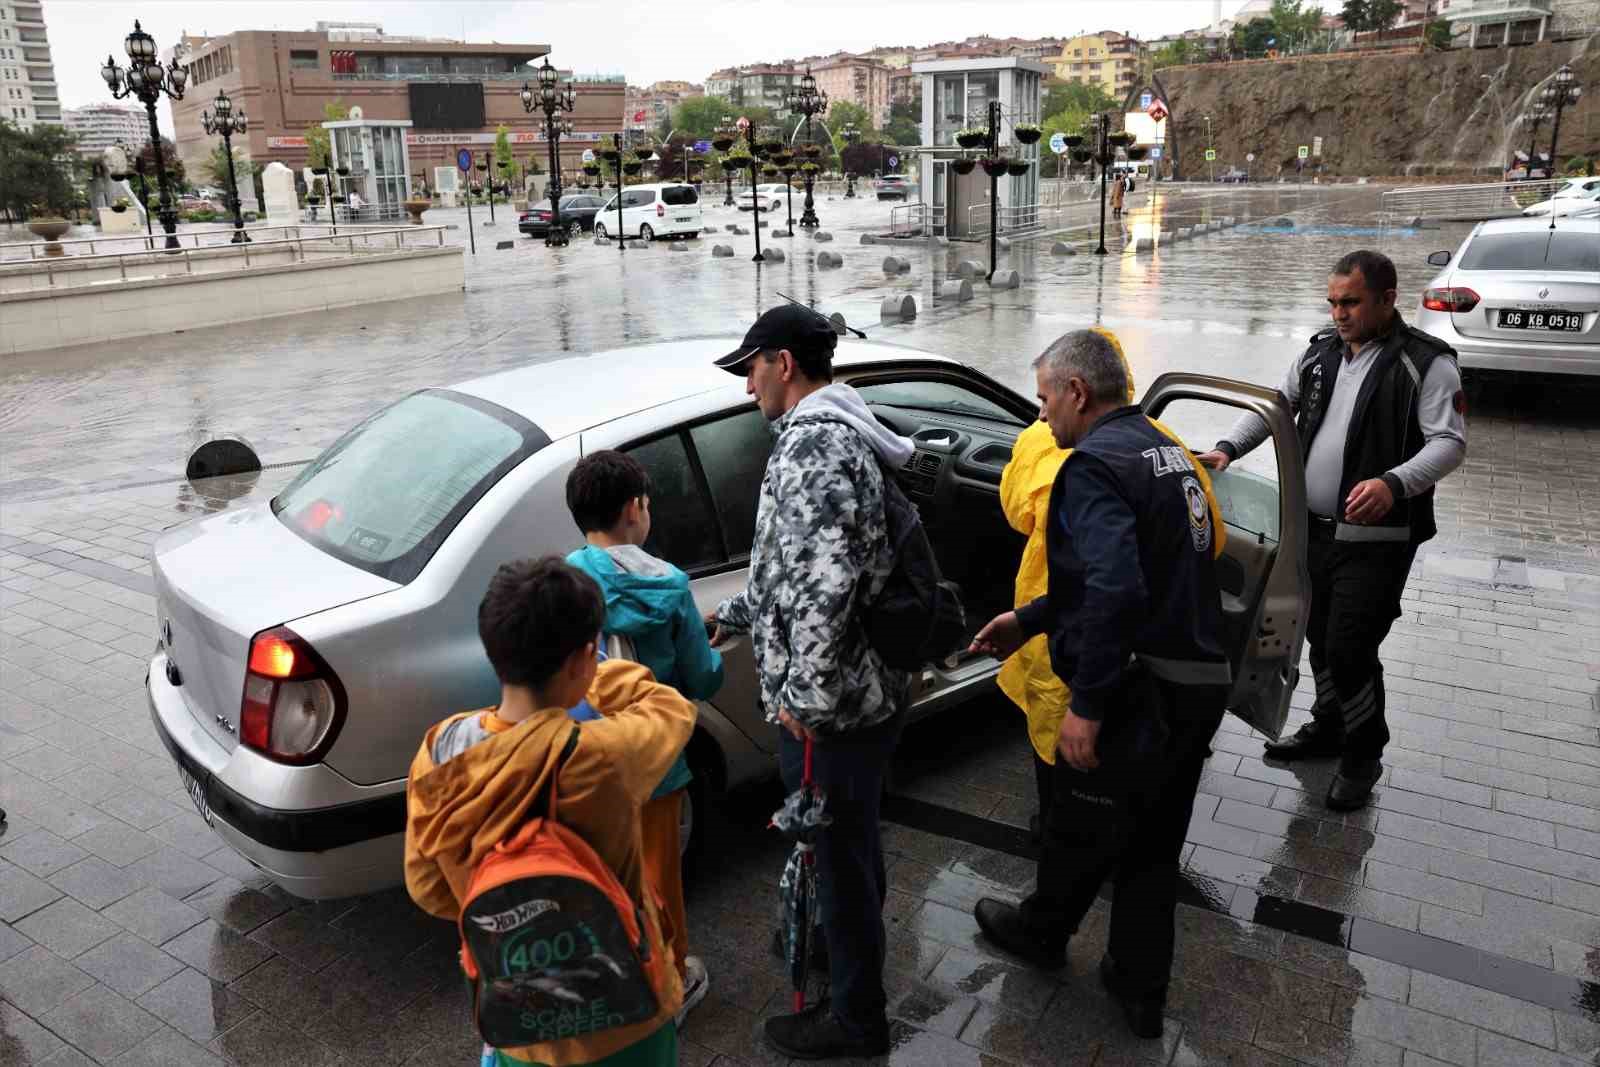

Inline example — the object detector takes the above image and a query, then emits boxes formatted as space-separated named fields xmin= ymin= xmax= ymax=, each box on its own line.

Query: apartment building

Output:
xmin=810 ymin=54 xmax=893 ymax=126
xmin=1047 ymin=32 xmax=1144 ymax=97
xmin=62 ymin=104 xmax=149 ymax=157
xmin=0 ymin=0 xmax=60 ymax=131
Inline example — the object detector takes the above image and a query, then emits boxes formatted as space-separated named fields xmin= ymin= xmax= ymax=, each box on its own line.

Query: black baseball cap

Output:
xmin=715 ymin=304 xmax=839 ymax=376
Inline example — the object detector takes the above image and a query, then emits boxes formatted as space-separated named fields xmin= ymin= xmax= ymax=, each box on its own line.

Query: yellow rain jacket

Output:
xmin=997 ymin=328 xmax=1226 ymax=764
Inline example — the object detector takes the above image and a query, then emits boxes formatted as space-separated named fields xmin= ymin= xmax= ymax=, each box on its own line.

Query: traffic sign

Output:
xmin=1146 ymin=99 xmax=1169 ymax=123
xmin=1312 ymin=136 xmax=1323 ymax=157
xmin=694 ymin=139 xmax=711 ymax=153
xmin=887 ymin=154 xmax=899 ymax=169
xmin=1246 ymin=152 xmax=1255 ymax=162
xmin=1150 ymin=147 xmax=1162 ymax=159
xmin=1139 ymin=92 xmax=1153 ymax=109
xmin=1298 ymin=145 xmax=1310 ymax=159
xmin=1049 ymin=131 xmax=1068 ymax=155
xmin=1205 ymin=148 xmax=1216 ymax=161
xmin=456 ymin=148 xmax=473 ymax=172
xmin=582 ymin=148 xmax=595 ymax=163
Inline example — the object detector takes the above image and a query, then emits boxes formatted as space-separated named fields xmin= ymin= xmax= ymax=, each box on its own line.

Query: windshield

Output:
xmin=1459 ymin=230 xmax=1600 ymax=272
xmin=272 ymin=390 xmax=546 ymax=584
xmin=857 ymin=379 xmax=1024 ymax=425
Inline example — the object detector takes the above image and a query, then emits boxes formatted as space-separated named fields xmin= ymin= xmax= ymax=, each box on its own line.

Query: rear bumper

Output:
xmin=1415 ymin=305 xmax=1600 ymax=377
xmin=146 ymin=651 xmax=405 ymax=899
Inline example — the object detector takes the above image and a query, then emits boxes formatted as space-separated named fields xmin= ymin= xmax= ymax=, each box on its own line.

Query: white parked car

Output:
xmin=1416 ymin=217 xmax=1600 ymax=377
xmin=592 ymin=182 xmax=702 ymax=241
xmin=1521 ymin=177 xmax=1600 ymax=218
xmin=737 ymin=183 xmax=792 ymax=213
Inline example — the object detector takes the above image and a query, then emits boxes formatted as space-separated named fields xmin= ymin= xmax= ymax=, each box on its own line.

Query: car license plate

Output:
xmin=675 ymin=216 xmax=692 ymax=222
xmin=1498 ymin=309 xmax=1584 ymax=331
xmin=178 ymin=765 xmax=214 ymax=826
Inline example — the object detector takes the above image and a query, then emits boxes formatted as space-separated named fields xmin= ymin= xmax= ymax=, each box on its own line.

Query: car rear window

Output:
xmin=1460 ymin=231 xmax=1600 ymax=272
xmin=272 ymin=390 xmax=547 ymax=584
xmin=662 ymin=185 xmax=698 ymax=206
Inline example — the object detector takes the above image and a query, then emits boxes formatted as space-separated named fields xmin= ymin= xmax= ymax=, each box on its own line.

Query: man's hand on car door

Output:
xmin=969 ymin=611 xmax=1024 ymax=660
xmin=1194 ymin=450 xmax=1231 ymax=472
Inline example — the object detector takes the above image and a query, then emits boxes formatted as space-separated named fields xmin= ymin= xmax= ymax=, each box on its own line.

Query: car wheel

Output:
xmin=770 ymin=201 xmax=781 ymax=212
xmin=594 ymin=222 xmax=607 ymax=239
xmin=640 ymin=224 xmax=655 ymax=242
xmin=568 ymin=220 xmax=583 ymax=238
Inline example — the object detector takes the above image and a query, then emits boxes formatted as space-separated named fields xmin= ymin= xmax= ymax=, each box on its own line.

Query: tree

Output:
xmin=1366 ymin=0 xmax=1402 ymax=36
xmin=494 ymin=124 xmax=515 ymax=179
xmin=304 ymin=99 xmax=350 ymax=170
xmin=1232 ymin=17 xmax=1279 ymax=55
xmin=134 ymin=137 xmax=186 ymax=191
xmin=670 ymin=95 xmax=738 ymax=140
xmin=1340 ymin=0 xmax=1370 ymax=32
xmin=1424 ymin=19 xmax=1453 ymax=48
xmin=204 ymin=142 xmax=261 ymax=202
xmin=885 ymin=100 xmax=920 ymax=146
xmin=0 ymin=119 xmax=78 ymax=219
xmin=1269 ymin=0 xmax=1327 ymax=45
xmin=1153 ymin=38 xmax=1197 ymax=69
xmin=1043 ymin=81 xmax=1118 ymax=122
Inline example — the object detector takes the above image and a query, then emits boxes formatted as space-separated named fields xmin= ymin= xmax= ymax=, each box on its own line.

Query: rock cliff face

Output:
xmin=1156 ymin=36 xmax=1598 ymax=179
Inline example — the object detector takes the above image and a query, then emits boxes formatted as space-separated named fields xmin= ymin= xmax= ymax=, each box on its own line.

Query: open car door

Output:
xmin=1141 ymin=372 xmax=1309 ymax=740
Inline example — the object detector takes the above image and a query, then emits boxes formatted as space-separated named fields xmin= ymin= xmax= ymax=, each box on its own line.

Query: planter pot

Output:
xmin=952 ymin=158 xmax=977 ymax=175
xmin=110 ymin=204 xmax=129 ymax=213
xmin=312 ymin=167 xmax=330 ymax=176
xmin=1070 ymin=149 xmax=1092 ymax=164
xmin=1126 ymin=147 xmax=1149 ymax=161
xmin=1007 ymin=161 xmax=1030 ymax=176
xmin=1108 ymin=132 xmax=1135 ymax=148
xmin=622 ymin=161 xmax=643 ymax=175
xmin=981 ymin=158 xmax=1009 ymax=177
xmin=337 ymin=166 xmax=352 ymax=176
xmin=711 ymin=137 xmax=734 ymax=151
xmin=305 ymin=196 xmax=323 ymax=205
xmin=801 ymin=144 xmax=821 ymax=158
xmin=601 ymin=150 xmax=621 ymax=163
xmin=1015 ymin=128 xmax=1042 ymax=144
xmin=28 ymin=217 xmax=70 ymax=255
xmin=956 ymin=133 xmax=985 ymax=149
xmin=1063 ymin=135 xmax=1084 ymax=148
xmin=582 ymin=164 xmax=601 ymax=176
xmin=633 ymin=148 xmax=654 ymax=160
xmin=403 ymin=199 xmax=431 ymax=225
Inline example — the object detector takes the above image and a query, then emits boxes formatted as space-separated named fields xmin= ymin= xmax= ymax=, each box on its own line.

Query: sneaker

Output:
xmin=674 ymin=956 xmax=710 ymax=1027
xmin=763 ymin=999 xmax=890 ymax=1060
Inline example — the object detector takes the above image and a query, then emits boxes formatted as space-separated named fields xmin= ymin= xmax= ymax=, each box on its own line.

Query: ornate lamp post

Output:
xmin=841 ymin=123 xmax=860 ymax=198
xmin=1089 ymin=112 xmax=1112 ymax=256
xmin=1522 ymin=105 xmax=1550 ymax=177
xmin=200 ymin=89 xmax=251 ymax=243
xmin=784 ymin=67 xmax=828 ymax=228
xmin=520 ymin=57 xmax=578 ymax=247
xmin=713 ymin=118 xmax=737 ymax=206
xmin=100 ymin=20 xmax=188 ymax=250
xmin=1542 ymin=65 xmax=1583 ymax=177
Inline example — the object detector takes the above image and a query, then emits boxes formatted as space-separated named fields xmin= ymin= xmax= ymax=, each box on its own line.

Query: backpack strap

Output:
xmin=541 ymin=726 xmax=581 ymax=824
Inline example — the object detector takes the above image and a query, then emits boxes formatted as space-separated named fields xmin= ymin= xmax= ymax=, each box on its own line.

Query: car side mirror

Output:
xmin=1427 ymin=251 xmax=1451 ymax=267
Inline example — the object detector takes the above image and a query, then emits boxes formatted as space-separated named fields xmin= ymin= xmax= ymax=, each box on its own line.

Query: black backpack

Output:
xmin=864 ymin=464 xmax=967 ymax=670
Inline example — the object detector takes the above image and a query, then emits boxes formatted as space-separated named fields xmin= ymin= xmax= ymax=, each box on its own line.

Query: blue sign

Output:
xmin=456 ymin=148 xmax=473 ymax=172
xmin=1150 ymin=147 xmax=1162 ymax=160
xmin=1049 ymin=131 xmax=1068 ymax=155
xmin=1140 ymin=92 xmax=1153 ymax=109
xmin=887 ymin=155 xmax=899 ymax=169
xmin=694 ymin=140 xmax=711 ymax=153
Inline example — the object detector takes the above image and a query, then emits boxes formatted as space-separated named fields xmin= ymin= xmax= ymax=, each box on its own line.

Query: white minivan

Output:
xmin=593 ymin=182 xmax=703 ymax=242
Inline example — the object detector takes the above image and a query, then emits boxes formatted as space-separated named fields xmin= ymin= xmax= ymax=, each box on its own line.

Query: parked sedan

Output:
xmin=737 ymin=183 xmax=792 ymax=212
xmin=519 ymin=194 xmax=605 ymax=238
xmin=147 ymin=340 xmax=1309 ymax=899
xmin=1521 ymin=177 xmax=1600 ymax=219
xmin=1218 ymin=168 xmax=1250 ymax=184
xmin=876 ymin=174 xmax=912 ymax=200
xmin=1415 ymin=217 xmax=1600 ymax=377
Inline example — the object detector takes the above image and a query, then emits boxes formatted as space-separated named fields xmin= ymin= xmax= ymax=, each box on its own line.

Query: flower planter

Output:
xmin=800 ymin=144 xmax=821 ymax=158
xmin=305 ymin=196 xmax=323 ymax=205
xmin=1070 ymin=149 xmax=1092 ymax=164
xmin=312 ymin=166 xmax=330 ymax=176
xmin=1063 ymin=135 xmax=1084 ymax=148
xmin=1015 ymin=127 xmax=1042 ymax=144
xmin=582 ymin=164 xmax=601 ymax=176
xmin=601 ymin=150 xmax=621 ymax=163
xmin=952 ymin=158 xmax=977 ymax=175
xmin=980 ymin=158 xmax=1009 ymax=178
xmin=337 ymin=165 xmax=352 ymax=176
xmin=28 ymin=217 xmax=70 ymax=257
xmin=1125 ymin=146 xmax=1149 ymax=161
xmin=633 ymin=147 xmax=654 ymax=160
xmin=956 ymin=131 xmax=985 ymax=149
xmin=711 ymin=137 xmax=734 ymax=152
xmin=110 ymin=203 xmax=129 ymax=213
xmin=403 ymin=198 xmax=431 ymax=225
xmin=1107 ymin=131 xmax=1135 ymax=148
xmin=1006 ymin=161 xmax=1030 ymax=176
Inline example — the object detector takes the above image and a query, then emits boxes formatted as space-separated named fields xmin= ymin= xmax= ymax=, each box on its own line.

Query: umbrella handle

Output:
xmin=803 ymin=734 xmax=814 ymax=788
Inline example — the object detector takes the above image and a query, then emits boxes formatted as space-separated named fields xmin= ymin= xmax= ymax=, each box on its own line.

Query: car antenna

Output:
xmin=774 ymin=290 xmax=868 ymax=339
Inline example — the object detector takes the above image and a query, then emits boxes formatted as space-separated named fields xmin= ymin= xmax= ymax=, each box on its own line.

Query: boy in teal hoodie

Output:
xmin=565 ymin=450 xmax=723 ymax=1025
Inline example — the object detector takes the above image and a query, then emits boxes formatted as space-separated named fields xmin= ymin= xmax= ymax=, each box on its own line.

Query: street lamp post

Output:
xmin=841 ymin=123 xmax=860 ymax=198
xmin=719 ymin=115 xmax=736 ymax=206
xmin=784 ymin=68 xmax=828 ymax=229
xmin=1542 ymin=65 xmax=1584 ymax=178
xmin=200 ymin=89 xmax=251 ymax=243
xmin=1204 ymin=114 xmax=1214 ymax=183
xmin=100 ymin=20 xmax=189 ymax=250
xmin=1092 ymin=112 xmax=1111 ymax=256
xmin=1523 ymin=106 xmax=1550 ymax=177
xmin=520 ymin=57 xmax=578 ymax=247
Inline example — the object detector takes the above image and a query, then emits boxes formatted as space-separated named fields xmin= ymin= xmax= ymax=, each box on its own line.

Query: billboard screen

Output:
xmin=409 ymin=83 xmax=486 ymax=130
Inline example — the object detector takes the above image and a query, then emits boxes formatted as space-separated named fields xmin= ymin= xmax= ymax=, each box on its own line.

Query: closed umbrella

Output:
xmin=772 ymin=737 xmax=829 ymax=1010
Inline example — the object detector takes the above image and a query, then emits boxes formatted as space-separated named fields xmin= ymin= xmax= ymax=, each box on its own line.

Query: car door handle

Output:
xmin=712 ymin=635 xmax=746 ymax=653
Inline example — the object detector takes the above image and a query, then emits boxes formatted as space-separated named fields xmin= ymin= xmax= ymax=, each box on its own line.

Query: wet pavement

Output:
xmin=2 ymin=183 xmax=1600 ymax=1066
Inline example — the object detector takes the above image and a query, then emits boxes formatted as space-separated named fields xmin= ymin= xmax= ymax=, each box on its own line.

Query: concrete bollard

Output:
xmin=883 ymin=255 xmax=910 ymax=273
xmin=955 ymin=259 xmax=985 ymax=281
xmin=670 ymin=241 xmax=689 ymax=251
xmin=817 ymin=250 xmax=843 ymax=268
xmin=860 ymin=234 xmax=877 ymax=245
xmin=997 ymin=237 xmax=1012 ymax=250
xmin=1160 ymin=231 xmax=1175 ymax=245
xmin=731 ymin=226 xmax=749 ymax=235
xmin=725 ymin=223 xmax=741 ymax=232
xmin=1135 ymin=237 xmax=1155 ymax=253
xmin=762 ymin=247 xmax=785 ymax=263
xmin=187 ymin=437 xmax=260 ymax=480
xmin=880 ymin=294 xmax=917 ymax=321
xmin=937 ymin=279 xmax=974 ymax=303
xmin=712 ymin=244 xmax=734 ymax=257
xmin=990 ymin=269 xmax=1020 ymax=288
xmin=1223 ymin=216 xmax=1236 ymax=226
xmin=1051 ymin=241 xmax=1076 ymax=256
xmin=812 ymin=231 xmax=834 ymax=242
xmin=1177 ymin=227 xmax=1192 ymax=240
xmin=828 ymin=312 xmax=848 ymax=335
xmin=495 ymin=240 xmax=514 ymax=250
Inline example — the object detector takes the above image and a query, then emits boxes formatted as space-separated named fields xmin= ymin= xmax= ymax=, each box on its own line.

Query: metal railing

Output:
xmin=890 ymin=202 xmax=928 ymax=236
xmin=1 ymin=226 xmax=448 ymax=291
xmin=0 ymin=222 xmax=425 ymax=262
xmin=1379 ymin=178 xmax=1567 ymax=222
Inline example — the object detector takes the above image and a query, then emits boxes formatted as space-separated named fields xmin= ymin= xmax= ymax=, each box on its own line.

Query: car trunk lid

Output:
xmin=1450 ymin=269 xmax=1600 ymax=344
xmin=153 ymin=504 xmax=396 ymax=754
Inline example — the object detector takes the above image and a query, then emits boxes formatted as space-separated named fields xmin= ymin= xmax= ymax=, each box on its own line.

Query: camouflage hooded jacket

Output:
xmin=714 ymin=383 xmax=916 ymax=735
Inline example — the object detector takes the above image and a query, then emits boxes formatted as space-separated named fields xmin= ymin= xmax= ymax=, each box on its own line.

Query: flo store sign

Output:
xmin=267 ymin=131 xmax=606 ymax=149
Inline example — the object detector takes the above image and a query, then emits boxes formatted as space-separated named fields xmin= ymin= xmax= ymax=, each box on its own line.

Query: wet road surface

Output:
xmin=2 ymin=183 xmax=1600 ymax=1066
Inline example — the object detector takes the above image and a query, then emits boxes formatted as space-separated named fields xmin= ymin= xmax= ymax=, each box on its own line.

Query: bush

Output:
xmin=184 ymin=210 xmax=219 ymax=222
xmin=1566 ymin=156 xmax=1594 ymax=177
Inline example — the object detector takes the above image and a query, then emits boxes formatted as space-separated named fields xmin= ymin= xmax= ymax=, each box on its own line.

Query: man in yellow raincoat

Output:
xmin=996 ymin=327 xmax=1225 ymax=841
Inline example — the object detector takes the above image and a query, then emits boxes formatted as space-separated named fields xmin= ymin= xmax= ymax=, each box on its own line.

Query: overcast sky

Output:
xmin=46 ymin=0 xmax=1230 ymax=133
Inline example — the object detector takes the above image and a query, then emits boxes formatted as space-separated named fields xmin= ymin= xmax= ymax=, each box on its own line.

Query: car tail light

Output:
xmin=1422 ymin=287 xmax=1480 ymax=312
xmin=656 ymin=203 xmax=665 ymax=217
xmin=240 ymin=626 xmax=346 ymax=764
xmin=518 ymin=213 xmax=528 ymax=222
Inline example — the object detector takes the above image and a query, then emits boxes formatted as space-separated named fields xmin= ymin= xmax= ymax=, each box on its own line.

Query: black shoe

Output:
xmin=1029 ymin=813 xmax=1043 ymax=844
xmin=770 ymin=928 xmax=829 ymax=974
xmin=1263 ymin=720 xmax=1345 ymax=761
xmin=764 ymin=1000 xmax=890 ymax=1060
xmin=973 ymin=898 xmax=1066 ymax=969
xmin=1326 ymin=759 xmax=1382 ymax=812
xmin=1099 ymin=955 xmax=1166 ymax=1039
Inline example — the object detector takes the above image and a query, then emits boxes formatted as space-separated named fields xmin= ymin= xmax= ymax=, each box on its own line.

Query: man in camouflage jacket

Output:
xmin=708 ymin=305 xmax=913 ymax=1060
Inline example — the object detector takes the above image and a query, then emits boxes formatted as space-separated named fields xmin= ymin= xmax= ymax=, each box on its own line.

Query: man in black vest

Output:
xmin=968 ymin=329 xmax=1230 ymax=1039
xmin=1197 ymin=250 xmax=1466 ymax=812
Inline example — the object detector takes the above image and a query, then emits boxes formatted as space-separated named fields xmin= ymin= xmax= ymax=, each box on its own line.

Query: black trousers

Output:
xmin=1019 ymin=677 xmax=1225 ymax=998
xmin=1306 ymin=523 xmax=1418 ymax=764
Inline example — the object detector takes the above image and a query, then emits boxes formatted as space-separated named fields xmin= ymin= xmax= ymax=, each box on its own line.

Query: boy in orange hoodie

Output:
xmin=404 ymin=557 xmax=696 ymax=1066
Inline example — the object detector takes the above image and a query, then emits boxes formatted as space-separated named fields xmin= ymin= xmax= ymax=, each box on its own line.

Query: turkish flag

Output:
xmin=633 ymin=110 xmax=646 ymax=122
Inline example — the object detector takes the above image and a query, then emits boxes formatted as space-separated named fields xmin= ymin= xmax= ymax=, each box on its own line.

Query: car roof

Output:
xmin=448 ymin=336 xmax=961 ymax=441
xmin=1476 ymin=216 xmax=1600 ymax=236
